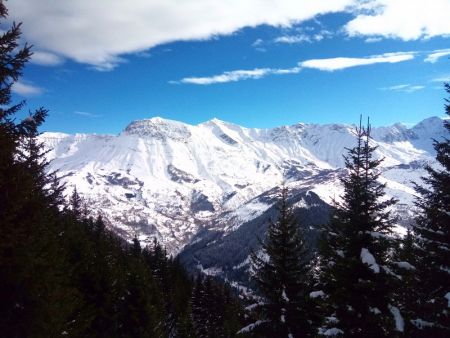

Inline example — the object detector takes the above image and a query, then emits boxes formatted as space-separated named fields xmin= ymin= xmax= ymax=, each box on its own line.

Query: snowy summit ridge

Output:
xmin=40 ymin=116 xmax=446 ymax=254
xmin=124 ymin=116 xmax=193 ymax=140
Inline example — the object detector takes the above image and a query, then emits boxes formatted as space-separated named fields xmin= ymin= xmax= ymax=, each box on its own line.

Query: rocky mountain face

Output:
xmin=39 ymin=116 xmax=446 ymax=282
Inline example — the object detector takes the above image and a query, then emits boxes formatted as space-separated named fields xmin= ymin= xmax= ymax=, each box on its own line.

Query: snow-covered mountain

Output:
xmin=39 ymin=116 xmax=446 ymax=263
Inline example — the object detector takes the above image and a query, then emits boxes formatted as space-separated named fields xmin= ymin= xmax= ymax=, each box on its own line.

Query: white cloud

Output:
xmin=174 ymin=50 xmax=419 ymax=84
xmin=6 ymin=1 xmax=450 ymax=70
xmin=380 ymin=84 xmax=425 ymax=93
xmin=313 ymin=31 xmax=330 ymax=41
xmin=431 ymin=75 xmax=450 ymax=83
xmin=8 ymin=1 xmax=449 ymax=70
xmin=345 ymin=0 xmax=450 ymax=40
xmin=405 ymin=86 xmax=424 ymax=92
xmin=274 ymin=30 xmax=332 ymax=44
xmin=300 ymin=52 xmax=414 ymax=71
xmin=8 ymin=0 xmax=354 ymax=69
xmin=365 ymin=37 xmax=382 ymax=43
xmin=424 ymin=49 xmax=450 ymax=63
xmin=252 ymin=39 xmax=264 ymax=47
xmin=173 ymin=67 xmax=301 ymax=85
xmin=31 ymin=51 xmax=64 ymax=66
xmin=275 ymin=34 xmax=312 ymax=44
xmin=251 ymin=38 xmax=266 ymax=52
xmin=12 ymin=80 xmax=44 ymax=96
xmin=74 ymin=111 xmax=102 ymax=118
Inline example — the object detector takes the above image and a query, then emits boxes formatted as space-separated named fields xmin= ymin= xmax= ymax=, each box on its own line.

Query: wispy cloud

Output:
xmin=380 ymin=84 xmax=425 ymax=93
xmin=89 ymin=56 xmax=127 ymax=72
xmin=74 ymin=111 xmax=102 ymax=118
xmin=12 ymin=80 xmax=44 ymax=96
xmin=365 ymin=37 xmax=382 ymax=43
xmin=172 ymin=67 xmax=301 ymax=85
xmin=313 ymin=30 xmax=332 ymax=41
xmin=251 ymin=39 xmax=266 ymax=52
xmin=173 ymin=51 xmax=418 ymax=85
xmin=274 ymin=34 xmax=312 ymax=44
xmin=274 ymin=30 xmax=332 ymax=44
xmin=31 ymin=51 xmax=64 ymax=66
xmin=300 ymin=52 xmax=414 ymax=71
xmin=252 ymin=39 xmax=264 ymax=47
xmin=424 ymin=49 xmax=450 ymax=63
xmin=135 ymin=51 xmax=152 ymax=58
xmin=431 ymin=75 xmax=450 ymax=83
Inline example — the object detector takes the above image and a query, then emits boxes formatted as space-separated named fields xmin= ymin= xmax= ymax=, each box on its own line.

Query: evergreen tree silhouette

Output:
xmin=318 ymin=118 xmax=399 ymax=337
xmin=249 ymin=186 xmax=314 ymax=337
xmin=411 ymin=84 xmax=450 ymax=336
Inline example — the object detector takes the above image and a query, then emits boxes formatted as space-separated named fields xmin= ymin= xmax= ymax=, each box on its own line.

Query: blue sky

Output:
xmin=8 ymin=0 xmax=450 ymax=134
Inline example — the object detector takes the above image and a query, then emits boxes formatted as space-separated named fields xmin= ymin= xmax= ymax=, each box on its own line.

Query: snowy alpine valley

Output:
xmin=40 ymin=116 xmax=445 ymax=279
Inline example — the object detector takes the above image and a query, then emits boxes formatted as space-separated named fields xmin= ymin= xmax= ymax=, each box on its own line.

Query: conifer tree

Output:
xmin=169 ymin=257 xmax=195 ymax=337
xmin=318 ymin=118 xmax=399 ymax=337
xmin=69 ymin=186 xmax=83 ymax=219
xmin=192 ymin=274 xmax=245 ymax=338
xmin=117 ymin=237 xmax=164 ymax=338
xmin=247 ymin=186 xmax=313 ymax=337
xmin=191 ymin=274 xmax=210 ymax=338
xmin=0 ymin=2 xmax=82 ymax=335
xmin=94 ymin=214 xmax=106 ymax=235
xmin=411 ymin=84 xmax=450 ymax=336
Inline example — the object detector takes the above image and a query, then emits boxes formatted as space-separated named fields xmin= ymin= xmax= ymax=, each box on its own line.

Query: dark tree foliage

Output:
xmin=317 ymin=119 xmax=399 ymax=337
xmin=247 ymin=186 xmax=315 ymax=337
xmin=69 ymin=186 xmax=83 ymax=219
xmin=192 ymin=274 xmax=210 ymax=338
xmin=411 ymin=84 xmax=450 ymax=336
xmin=143 ymin=238 xmax=196 ymax=337
xmin=191 ymin=274 xmax=246 ymax=338
xmin=0 ymin=2 xmax=81 ymax=335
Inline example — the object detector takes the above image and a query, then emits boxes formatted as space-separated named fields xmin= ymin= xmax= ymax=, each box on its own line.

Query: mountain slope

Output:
xmin=39 ymin=116 xmax=445 ymax=256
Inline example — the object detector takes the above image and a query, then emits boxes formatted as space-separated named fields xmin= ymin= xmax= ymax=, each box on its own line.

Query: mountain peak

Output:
xmin=147 ymin=116 xmax=168 ymax=123
xmin=411 ymin=116 xmax=445 ymax=137
xmin=201 ymin=117 xmax=236 ymax=127
xmin=208 ymin=117 xmax=225 ymax=124
xmin=412 ymin=116 xmax=443 ymax=128
xmin=123 ymin=116 xmax=192 ymax=140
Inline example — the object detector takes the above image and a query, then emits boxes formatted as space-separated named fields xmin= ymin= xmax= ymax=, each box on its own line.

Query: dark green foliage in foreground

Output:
xmin=410 ymin=83 xmax=450 ymax=337
xmin=317 ymin=119 xmax=399 ymax=337
xmin=246 ymin=187 xmax=316 ymax=337
xmin=0 ymin=2 xmax=78 ymax=335
xmin=191 ymin=274 xmax=246 ymax=338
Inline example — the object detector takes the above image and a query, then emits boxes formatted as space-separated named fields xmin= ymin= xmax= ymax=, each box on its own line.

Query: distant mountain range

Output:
xmin=40 ymin=116 xmax=447 ymax=284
